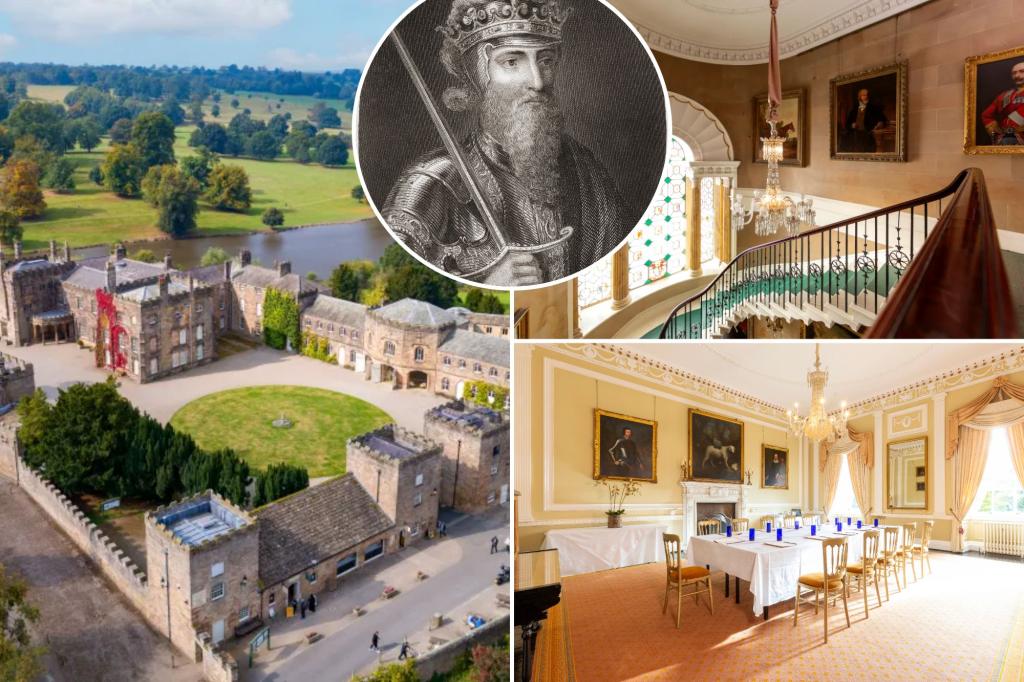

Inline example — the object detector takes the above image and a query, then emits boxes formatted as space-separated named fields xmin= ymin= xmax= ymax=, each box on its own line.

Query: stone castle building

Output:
xmin=425 ymin=401 xmax=510 ymax=513
xmin=0 ymin=242 xmax=509 ymax=398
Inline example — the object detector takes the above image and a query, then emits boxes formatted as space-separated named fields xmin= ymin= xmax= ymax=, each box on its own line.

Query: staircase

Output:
xmin=658 ymin=169 xmax=1018 ymax=339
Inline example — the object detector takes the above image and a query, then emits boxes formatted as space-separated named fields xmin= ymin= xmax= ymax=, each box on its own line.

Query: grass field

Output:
xmin=20 ymin=126 xmax=372 ymax=251
xmin=169 ymin=385 xmax=393 ymax=478
xmin=457 ymin=287 xmax=510 ymax=313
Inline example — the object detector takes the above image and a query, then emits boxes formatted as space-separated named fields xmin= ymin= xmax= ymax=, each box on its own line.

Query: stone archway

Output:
xmin=668 ymin=93 xmax=734 ymax=162
xmin=408 ymin=370 xmax=429 ymax=389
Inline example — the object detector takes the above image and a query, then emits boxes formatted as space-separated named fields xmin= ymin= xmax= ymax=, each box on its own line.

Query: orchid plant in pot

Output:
xmin=598 ymin=478 xmax=641 ymax=528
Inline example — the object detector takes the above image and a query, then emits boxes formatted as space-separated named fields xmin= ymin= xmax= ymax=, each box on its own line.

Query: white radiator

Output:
xmin=982 ymin=521 xmax=1024 ymax=559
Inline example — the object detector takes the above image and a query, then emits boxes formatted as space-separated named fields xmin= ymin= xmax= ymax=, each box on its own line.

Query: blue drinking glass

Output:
xmin=811 ymin=524 xmax=816 ymax=536
xmin=776 ymin=528 xmax=783 ymax=542
xmin=766 ymin=521 xmax=772 ymax=533
xmin=874 ymin=518 xmax=879 ymax=527
xmin=795 ymin=520 xmax=800 ymax=530
xmin=847 ymin=517 xmax=852 ymax=525
xmin=749 ymin=528 xmax=755 ymax=541
xmin=837 ymin=521 xmax=843 ymax=531
xmin=857 ymin=520 xmax=862 ymax=529
xmin=726 ymin=525 xmax=733 ymax=537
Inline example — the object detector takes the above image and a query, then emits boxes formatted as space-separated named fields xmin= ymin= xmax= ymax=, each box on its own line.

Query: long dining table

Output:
xmin=686 ymin=524 xmax=903 ymax=618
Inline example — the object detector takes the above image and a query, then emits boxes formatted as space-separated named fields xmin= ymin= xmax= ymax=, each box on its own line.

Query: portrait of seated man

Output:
xmin=356 ymin=0 xmax=668 ymax=287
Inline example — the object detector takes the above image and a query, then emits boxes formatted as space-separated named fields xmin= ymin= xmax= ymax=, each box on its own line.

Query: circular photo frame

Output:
xmin=353 ymin=0 xmax=670 ymax=290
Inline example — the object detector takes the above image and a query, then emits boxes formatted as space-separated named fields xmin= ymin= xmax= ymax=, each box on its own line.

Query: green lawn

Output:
xmin=457 ymin=287 xmax=510 ymax=313
xmin=169 ymin=385 xmax=393 ymax=478
xmin=26 ymin=84 xmax=77 ymax=104
xmin=21 ymin=126 xmax=372 ymax=251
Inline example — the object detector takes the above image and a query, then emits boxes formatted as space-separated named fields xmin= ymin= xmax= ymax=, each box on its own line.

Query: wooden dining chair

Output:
xmin=899 ymin=523 xmax=918 ymax=584
xmin=696 ymin=519 xmax=722 ymax=536
xmin=783 ymin=513 xmax=798 ymax=529
xmin=845 ymin=529 xmax=882 ymax=618
xmin=911 ymin=520 xmax=934 ymax=576
xmin=758 ymin=514 xmax=777 ymax=530
xmin=731 ymin=518 xmax=749 ymax=532
xmin=802 ymin=514 xmax=820 ymax=527
xmin=794 ymin=536 xmax=850 ymax=643
xmin=878 ymin=526 xmax=902 ymax=600
xmin=662 ymin=533 xmax=713 ymax=627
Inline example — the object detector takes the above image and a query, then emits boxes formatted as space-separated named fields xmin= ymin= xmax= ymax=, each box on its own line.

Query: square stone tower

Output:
xmin=145 ymin=491 xmax=260 ymax=654
xmin=347 ymin=425 xmax=442 ymax=544
xmin=424 ymin=401 xmax=510 ymax=513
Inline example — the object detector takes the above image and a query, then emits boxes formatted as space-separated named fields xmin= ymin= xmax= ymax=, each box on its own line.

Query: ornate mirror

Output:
xmin=887 ymin=436 xmax=927 ymax=510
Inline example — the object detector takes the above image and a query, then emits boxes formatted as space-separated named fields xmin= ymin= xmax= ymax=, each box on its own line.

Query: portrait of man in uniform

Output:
xmin=966 ymin=47 xmax=1024 ymax=153
xmin=594 ymin=410 xmax=657 ymax=483
xmin=355 ymin=0 xmax=668 ymax=287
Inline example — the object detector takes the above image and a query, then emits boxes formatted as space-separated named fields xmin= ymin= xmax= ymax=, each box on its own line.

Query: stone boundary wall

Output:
xmin=14 ymin=457 xmax=149 ymax=606
xmin=0 ymin=419 xmax=16 ymax=480
xmin=415 ymin=614 xmax=510 ymax=681
xmin=196 ymin=633 xmax=239 ymax=682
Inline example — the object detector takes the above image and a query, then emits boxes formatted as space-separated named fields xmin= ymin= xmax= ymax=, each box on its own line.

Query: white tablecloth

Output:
xmin=687 ymin=524 xmax=900 ymax=615
xmin=541 ymin=524 xmax=667 ymax=576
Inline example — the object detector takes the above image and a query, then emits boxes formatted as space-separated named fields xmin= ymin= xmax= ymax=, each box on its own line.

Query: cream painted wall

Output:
xmin=516 ymin=345 xmax=803 ymax=552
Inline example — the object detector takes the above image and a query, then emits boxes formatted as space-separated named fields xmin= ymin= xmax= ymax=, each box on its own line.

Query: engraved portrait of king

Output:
xmin=355 ymin=0 xmax=668 ymax=288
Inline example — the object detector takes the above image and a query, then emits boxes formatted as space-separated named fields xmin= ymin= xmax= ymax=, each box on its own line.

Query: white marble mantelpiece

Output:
xmin=679 ymin=480 xmax=752 ymax=544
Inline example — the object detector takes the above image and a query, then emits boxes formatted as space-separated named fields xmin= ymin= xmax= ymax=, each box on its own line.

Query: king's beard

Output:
xmin=478 ymin=85 xmax=564 ymax=206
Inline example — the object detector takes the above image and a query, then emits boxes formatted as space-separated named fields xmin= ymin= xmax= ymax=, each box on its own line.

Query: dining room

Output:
xmin=513 ymin=341 xmax=1024 ymax=681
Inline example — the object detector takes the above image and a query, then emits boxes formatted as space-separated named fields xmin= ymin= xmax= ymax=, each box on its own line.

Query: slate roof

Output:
xmin=118 ymin=280 xmax=190 ymax=302
xmin=256 ymin=474 xmax=394 ymax=587
xmin=63 ymin=258 xmax=165 ymax=291
xmin=373 ymin=299 xmax=455 ymax=328
xmin=302 ymin=295 xmax=367 ymax=330
xmin=188 ymin=263 xmax=229 ymax=284
xmin=7 ymin=259 xmax=60 ymax=274
xmin=438 ymin=329 xmax=509 ymax=367
xmin=232 ymin=264 xmax=319 ymax=296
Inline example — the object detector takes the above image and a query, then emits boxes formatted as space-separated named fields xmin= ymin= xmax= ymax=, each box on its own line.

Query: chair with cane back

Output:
xmin=662 ymin=533 xmax=713 ymax=627
xmin=794 ymin=536 xmax=851 ymax=643
xmin=845 ymin=529 xmax=882 ymax=617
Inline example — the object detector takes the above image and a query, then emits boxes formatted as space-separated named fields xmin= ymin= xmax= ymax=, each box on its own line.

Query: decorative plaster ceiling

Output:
xmin=613 ymin=0 xmax=933 ymax=65
xmin=611 ymin=342 xmax=1023 ymax=413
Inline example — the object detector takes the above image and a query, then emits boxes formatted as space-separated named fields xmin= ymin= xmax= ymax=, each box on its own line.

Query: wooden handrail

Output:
xmin=868 ymin=168 xmax=1017 ymax=337
xmin=659 ymin=171 xmax=968 ymax=336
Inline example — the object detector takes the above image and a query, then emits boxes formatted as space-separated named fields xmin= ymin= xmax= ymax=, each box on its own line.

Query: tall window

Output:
xmin=829 ymin=453 xmax=861 ymax=519
xmin=970 ymin=427 xmax=1024 ymax=517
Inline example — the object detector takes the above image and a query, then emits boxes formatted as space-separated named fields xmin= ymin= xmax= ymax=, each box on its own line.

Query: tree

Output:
xmin=189 ymin=123 xmax=229 ymax=154
xmin=102 ymin=143 xmax=144 ymax=197
xmin=385 ymin=262 xmax=459 ymax=308
xmin=329 ymin=261 xmax=375 ymax=302
xmin=205 ymin=164 xmax=251 ymax=212
xmin=252 ymin=463 xmax=309 ymax=507
xmin=230 ymin=98 xmax=240 ymax=109
xmin=351 ymin=184 xmax=364 ymax=202
xmin=44 ymin=157 xmax=76 ymax=193
xmin=351 ymin=661 xmax=418 ymax=682
xmin=0 ymin=563 xmax=44 ymax=682
xmin=284 ymin=131 xmax=312 ymax=163
xmin=131 ymin=112 xmax=176 ymax=169
xmin=74 ymin=118 xmax=102 ymax=152
xmin=160 ymin=99 xmax=186 ymax=126
xmin=0 ymin=210 xmax=22 ymax=245
xmin=261 ymin=206 xmax=284 ymax=228
xmin=131 ymin=249 xmax=157 ymax=263
xmin=142 ymin=165 xmax=201 ymax=237
xmin=267 ymin=113 xmax=289 ymax=140
xmin=189 ymin=99 xmax=204 ymax=124
xmin=199 ymin=246 xmax=231 ymax=266
xmin=211 ymin=103 xmax=220 ymax=118
xmin=180 ymin=147 xmax=218 ymax=190
xmin=0 ymin=160 xmax=46 ymax=219
xmin=88 ymin=164 xmax=104 ymax=186
xmin=379 ymin=242 xmax=415 ymax=272
xmin=309 ymin=102 xmax=341 ymax=128
xmin=16 ymin=389 xmax=52 ymax=451
xmin=6 ymin=101 xmax=66 ymax=152
xmin=246 ymin=130 xmax=279 ymax=160
xmin=108 ymin=117 xmax=133 ymax=144
xmin=315 ymin=135 xmax=347 ymax=166
xmin=10 ymin=135 xmax=55 ymax=176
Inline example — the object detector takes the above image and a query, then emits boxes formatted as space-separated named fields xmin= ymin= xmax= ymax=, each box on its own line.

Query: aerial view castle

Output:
xmin=0 ymin=241 xmax=509 ymax=398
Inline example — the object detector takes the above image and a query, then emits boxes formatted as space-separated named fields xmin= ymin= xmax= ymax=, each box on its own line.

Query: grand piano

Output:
xmin=514 ymin=548 xmax=567 ymax=681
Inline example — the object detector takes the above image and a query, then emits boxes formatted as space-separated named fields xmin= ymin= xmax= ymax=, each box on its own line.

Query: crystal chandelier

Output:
xmin=731 ymin=0 xmax=815 ymax=237
xmin=786 ymin=344 xmax=849 ymax=444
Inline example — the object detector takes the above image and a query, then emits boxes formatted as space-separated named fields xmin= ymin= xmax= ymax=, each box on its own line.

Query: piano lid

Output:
xmin=515 ymin=548 xmax=560 ymax=592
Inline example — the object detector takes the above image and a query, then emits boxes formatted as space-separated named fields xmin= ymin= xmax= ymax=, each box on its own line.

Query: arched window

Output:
xmin=414 ymin=346 xmax=425 ymax=362
xmin=441 ymin=377 xmax=450 ymax=391
xmin=384 ymin=340 xmax=396 ymax=356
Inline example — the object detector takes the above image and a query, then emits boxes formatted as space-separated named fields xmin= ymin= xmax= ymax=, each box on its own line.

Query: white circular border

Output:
xmin=352 ymin=0 xmax=673 ymax=293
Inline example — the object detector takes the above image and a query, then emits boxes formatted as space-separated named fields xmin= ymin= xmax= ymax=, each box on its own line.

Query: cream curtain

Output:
xmin=950 ymin=427 xmax=991 ymax=553
xmin=821 ymin=443 xmax=846 ymax=516
xmin=847 ymin=427 xmax=874 ymax=517
xmin=946 ymin=376 xmax=1024 ymax=460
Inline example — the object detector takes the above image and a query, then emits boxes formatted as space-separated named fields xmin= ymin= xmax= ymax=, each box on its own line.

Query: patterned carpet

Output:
xmin=561 ymin=551 xmax=1024 ymax=681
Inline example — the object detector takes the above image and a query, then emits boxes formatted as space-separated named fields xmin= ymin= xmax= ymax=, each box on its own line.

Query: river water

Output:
xmin=71 ymin=220 xmax=393 ymax=279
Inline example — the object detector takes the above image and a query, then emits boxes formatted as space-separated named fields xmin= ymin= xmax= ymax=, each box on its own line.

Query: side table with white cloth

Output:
xmin=686 ymin=524 xmax=903 ymax=619
xmin=540 ymin=524 xmax=667 ymax=576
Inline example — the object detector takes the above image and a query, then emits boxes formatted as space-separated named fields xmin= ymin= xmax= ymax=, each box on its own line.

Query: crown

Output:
xmin=439 ymin=0 xmax=570 ymax=54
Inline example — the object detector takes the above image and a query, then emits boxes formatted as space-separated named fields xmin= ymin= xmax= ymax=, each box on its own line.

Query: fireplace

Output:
xmin=696 ymin=502 xmax=736 ymax=529
xmin=680 ymin=480 xmax=748 ymax=544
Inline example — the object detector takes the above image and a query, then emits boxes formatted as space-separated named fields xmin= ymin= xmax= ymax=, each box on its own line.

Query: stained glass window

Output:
xmin=577 ymin=253 xmax=611 ymax=308
xmin=700 ymin=176 xmax=716 ymax=264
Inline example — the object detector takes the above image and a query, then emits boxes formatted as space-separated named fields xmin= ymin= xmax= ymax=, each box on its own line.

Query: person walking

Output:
xmin=370 ymin=631 xmax=380 ymax=652
xmin=308 ymin=594 xmax=317 ymax=614
xmin=300 ymin=598 xmax=307 ymax=619
xmin=398 ymin=638 xmax=412 ymax=660
xmin=441 ymin=521 xmax=447 ymax=537
xmin=490 ymin=536 xmax=499 ymax=554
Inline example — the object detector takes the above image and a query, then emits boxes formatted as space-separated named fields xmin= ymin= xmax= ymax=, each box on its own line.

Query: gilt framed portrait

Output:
xmin=830 ymin=61 xmax=907 ymax=162
xmin=964 ymin=45 xmax=1024 ymax=154
xmin=593 ymin=409 xmax=657 ymax=483
xmin=761 ymin=444 xmax=788 ymax=490
xmin=688 ymin=409 xmax=743 ymax=484
xmin=754 ymin=89 xmax=805 ymax=166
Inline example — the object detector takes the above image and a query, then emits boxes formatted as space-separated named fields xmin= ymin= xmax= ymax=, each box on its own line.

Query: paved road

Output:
xmin=238 ymin=509 xmax=510 ymax=681
xmin=8 ymin=342 xmax=445 ymax=431
xmin=0 ymin=479 xmax=201 ymax=682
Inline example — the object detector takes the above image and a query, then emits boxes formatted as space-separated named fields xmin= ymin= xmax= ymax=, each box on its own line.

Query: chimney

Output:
xmin=49 ymin=240 xmax=57 ymax=261
xmin=63 ymin=241 xmax=71 ymax=263
xmin=277 ymin=261 xmax=291 ymax=277
xmin=240 ymin=249 xmax=252 ymax=266
xmin=163 ymin=252 xmax=173 ymax=270
xmin=114 ymin=243 xmax=126 ymax=261
xmin=105 ymin=260 xmax=116 ymax=292
xmin=13 ymin=241 xmax=22 ymax=260
xmin=158 ymin=274 xmax=169 ymax=301
xmin=223 ymin=260 xmax=232 ymax=282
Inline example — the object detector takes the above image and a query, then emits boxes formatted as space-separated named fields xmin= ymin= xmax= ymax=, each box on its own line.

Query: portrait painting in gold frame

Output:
xmin=964 ymin=45 xmax=1024 ymax=154
xmin=688 ymin=408 xmax=744 ymax=484
xmin=593 ymin=409 xmax=657 ymax=483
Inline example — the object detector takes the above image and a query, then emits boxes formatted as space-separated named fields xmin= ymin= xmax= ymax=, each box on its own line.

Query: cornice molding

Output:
xmin=546 ymin=343 xmax=789 ymax=420
xmin=632 ymin=0 xmax=931 ymax=66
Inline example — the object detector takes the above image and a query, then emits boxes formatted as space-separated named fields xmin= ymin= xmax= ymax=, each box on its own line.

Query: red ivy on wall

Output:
xmin=96 ymin=289 xmax=127 ymax=370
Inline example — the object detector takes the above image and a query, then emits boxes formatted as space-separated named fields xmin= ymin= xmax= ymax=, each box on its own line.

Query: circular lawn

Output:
xmin=169 ymin=385 xmax=394 ymax=477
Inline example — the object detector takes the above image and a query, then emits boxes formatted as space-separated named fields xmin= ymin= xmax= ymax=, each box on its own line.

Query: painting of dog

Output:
xmin=689 ymin=409 xmax=744 ymax=484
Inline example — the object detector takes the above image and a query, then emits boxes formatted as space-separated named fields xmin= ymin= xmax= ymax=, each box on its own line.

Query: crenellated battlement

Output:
xmin=147 ymin=490 xmax=256 ymax=552
xmin=424 ymin=400 xmax=508 ymax=435
xmin=347 ymin=423 xmax=442 ymax=465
